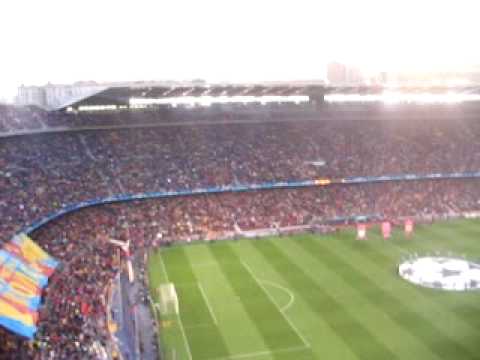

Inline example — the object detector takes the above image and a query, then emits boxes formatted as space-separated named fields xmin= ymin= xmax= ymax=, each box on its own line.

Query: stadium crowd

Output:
xmin=1 ymin=106 xmax=480 ymax=358
xmin=2 ymin=115 xmax=480 ymax=238
xmin=0 ymin=105 xmax=47 ymax=133
xmin=3 ymin=180 xmax=480 ymax=359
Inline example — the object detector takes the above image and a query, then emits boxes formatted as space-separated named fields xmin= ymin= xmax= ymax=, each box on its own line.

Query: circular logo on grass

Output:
xmin=398 ymin=257 xmax=480 ymax=291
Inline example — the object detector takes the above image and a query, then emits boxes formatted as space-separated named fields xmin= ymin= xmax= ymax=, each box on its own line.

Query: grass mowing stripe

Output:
xmin=175 ymin=283 xmax=214 ymax=328
xmin=252 ymin=240 xmax=401 ymax=360
xmin=321 ymin=221 xmax=480 ymax=355
xmin=296 ymin=237 xmax=478 ymax=360
xmin=234 ymin=241 xmax=359 ymax=360
xmin=399 ymin=225 xmax=480 ymax=325
xmin=259 ymin=279 xmax=295 ymax=312
xmin=274 ymin=238 xmax=441 ymax=360
xmin=185 ymin=247 xmax=277 ymax=356
xmin=147 ymin=251 xmax=176 ymax=359
xmin=150 ymin=220 xmax=480 ymax=360
xmin=354 ymin=229 xmax=480 ymax=328
xmin=455 ymin=221 xmax=480 ymax=245
xmin=154 ymin=251 xmax=192 ymax=360
xmin=208 ymin=243 xmax=309 ymax=359
xmin=241 ymin=261 xmax=310 ymax=347
xmin=391 ymin=225 xmax=474 ymax=256
xmin=209 ymin=345 xmax=312 ymax=360
xmin=162 ymin=247 xmax=231 ymax=360
xmin=339 ymin=227 xmax=480 ymax=344
xmin=421 ymin=223 xmax=480 ymax=258
xmin=198 ymin=282 xmax=218 ymax=324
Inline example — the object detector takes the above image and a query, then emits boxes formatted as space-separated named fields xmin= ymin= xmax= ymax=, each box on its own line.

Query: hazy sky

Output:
xmin=1 ymin=0 xmax=480 ymax=99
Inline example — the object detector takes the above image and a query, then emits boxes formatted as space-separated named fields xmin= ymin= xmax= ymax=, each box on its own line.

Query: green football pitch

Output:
xmin=147 ymin=219 xmax=480 ymax=360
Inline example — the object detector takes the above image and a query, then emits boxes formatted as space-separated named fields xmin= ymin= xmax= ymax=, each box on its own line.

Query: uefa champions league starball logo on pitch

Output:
xmin=398 ymin=255 xmax=480 ymax=291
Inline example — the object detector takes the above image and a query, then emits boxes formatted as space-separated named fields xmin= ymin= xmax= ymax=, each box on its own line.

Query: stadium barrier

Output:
xmin=18 ymin=171 xmax=480 ymax=238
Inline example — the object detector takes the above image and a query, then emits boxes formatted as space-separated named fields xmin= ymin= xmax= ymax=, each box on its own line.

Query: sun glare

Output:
xmin=325 ymin=92 xmax=480 ymax=104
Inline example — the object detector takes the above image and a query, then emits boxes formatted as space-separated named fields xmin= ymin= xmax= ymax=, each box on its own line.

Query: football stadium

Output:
xmin=2 ymin=84 xmax=480 ymax=360
xmin=3 ymin=1 xmax=480 ymax=358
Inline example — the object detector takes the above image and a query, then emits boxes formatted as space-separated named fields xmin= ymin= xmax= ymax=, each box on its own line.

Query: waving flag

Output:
xmin=10 ymin=234 xmax=59 ymax=275
xmin=0 ymin=297 xmax=37 ymax=339
xmin=0 ymin=276 xmax=41 ymax=311
xmin=0 ymin=250 xmax=48 ymax=289
xmin=0 ymin=265 xmax=41 ymax=297
xmin=0 ymin=234 xmax=58 ymax=339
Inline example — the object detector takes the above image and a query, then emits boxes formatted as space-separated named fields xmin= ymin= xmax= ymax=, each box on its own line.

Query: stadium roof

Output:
xmin=56 ymin=82 xmax=480 ymax=111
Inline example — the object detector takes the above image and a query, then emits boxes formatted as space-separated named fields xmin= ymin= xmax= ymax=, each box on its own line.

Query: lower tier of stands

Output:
xmin=1 ymin=177 xmax=480 ymax=359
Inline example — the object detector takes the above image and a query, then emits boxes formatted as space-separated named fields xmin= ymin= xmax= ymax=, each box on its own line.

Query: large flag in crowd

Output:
xmin=0 ymin=234 xmax=58 ymax=339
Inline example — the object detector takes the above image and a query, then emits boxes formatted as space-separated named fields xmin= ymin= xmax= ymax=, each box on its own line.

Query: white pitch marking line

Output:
xmin=241 ymin=261 xmax=310 ymax=348
xmin=184 ymin=323 xmax=212 ymax=329
xmin=259 ymin=279 xmax=295 ymax=313
xmin=175 ymin=282 xmax=199 ymax=287
xmin=191 ymin=261 xmax=218 ymax=268
xmin=159 ymin=253 xmax=193 ymax=360
xmin=198 ymin=282 xmax=218 ymax=324
xmin=209 ymin=344 xmax=309 ymax=360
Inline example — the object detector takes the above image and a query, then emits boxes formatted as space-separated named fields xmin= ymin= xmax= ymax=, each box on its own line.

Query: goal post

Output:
xmin=157 ymin=283 xmax=179 ymax=316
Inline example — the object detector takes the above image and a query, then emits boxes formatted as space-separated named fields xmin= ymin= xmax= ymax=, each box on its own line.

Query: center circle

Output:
xmin=398 ymin=256 xmax=480 ymax=291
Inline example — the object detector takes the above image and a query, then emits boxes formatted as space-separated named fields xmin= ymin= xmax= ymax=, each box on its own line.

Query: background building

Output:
xmin=16 ymin=82 xmax=104 ymax=110
xmin=327 ymin=62 xmax=364 ymax=85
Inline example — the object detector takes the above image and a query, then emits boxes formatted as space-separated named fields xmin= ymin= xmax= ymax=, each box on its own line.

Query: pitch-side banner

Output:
xmin=382 ymin=221 xmax=392 ymax=239
xmin=357 ymin=224 xmax=367 ymax=240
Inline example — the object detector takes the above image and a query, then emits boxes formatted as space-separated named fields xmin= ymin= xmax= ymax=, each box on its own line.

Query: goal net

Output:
xmin=157 ymin=283 xmax=179 ymax=315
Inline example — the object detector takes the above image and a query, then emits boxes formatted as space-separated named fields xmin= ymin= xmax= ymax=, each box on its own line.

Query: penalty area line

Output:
xmin=184 ymin=323 xmax=212 ymax=329
xmin=241 ymin=261 xmax=310 ymax=348
xmin=198 ymin=282 xmax=218 ymax=324
xmin=209 ymin=344 xmax=310 ymax=360
xmin=259 ymin=279 xmax=295 ymax=313
xmin=191 ymin=261 xmax=219 ymax=268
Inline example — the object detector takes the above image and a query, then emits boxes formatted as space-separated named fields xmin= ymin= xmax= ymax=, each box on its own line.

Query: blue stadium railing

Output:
xmin=19 ymin=171 xmax=480 ymax=236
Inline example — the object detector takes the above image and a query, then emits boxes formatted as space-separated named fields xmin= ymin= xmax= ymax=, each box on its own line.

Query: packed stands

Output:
xmin=1 ymin=103 xmax=480 ymax=358
xmin=0 ymin=105 xmax=47 ymax=133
